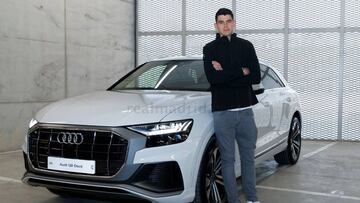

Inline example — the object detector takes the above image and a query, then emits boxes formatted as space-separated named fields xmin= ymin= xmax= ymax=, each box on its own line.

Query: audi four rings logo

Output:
xmin=57 ymin=132 xmax=84 ymax=145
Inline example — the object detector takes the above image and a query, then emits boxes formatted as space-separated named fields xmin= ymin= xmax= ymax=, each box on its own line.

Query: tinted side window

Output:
xmin=260 ymin=65 xmax=284 ymax=89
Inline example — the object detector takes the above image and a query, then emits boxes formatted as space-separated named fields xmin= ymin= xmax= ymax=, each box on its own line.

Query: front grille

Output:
xmin=28 ymin=128 xmax=128 ymax=176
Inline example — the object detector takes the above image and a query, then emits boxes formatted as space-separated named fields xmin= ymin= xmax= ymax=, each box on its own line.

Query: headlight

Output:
xmin=24 ymin=118 xmax=38 ymax=154
xmin=22 ymin=136 xmax=28 ymax=154
xmin=127 ymin=120 xmax=193 ymax=147
xmin=29 ymin=118 xmax=38 ymax=129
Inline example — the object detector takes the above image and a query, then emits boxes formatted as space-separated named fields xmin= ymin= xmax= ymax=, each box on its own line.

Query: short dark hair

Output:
xmin=215 ymin=8 xmax=234 ymax=22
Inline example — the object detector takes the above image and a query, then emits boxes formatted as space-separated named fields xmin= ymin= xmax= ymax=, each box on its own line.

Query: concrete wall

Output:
xmin=0 ymin=0 xmax=135 ymax=152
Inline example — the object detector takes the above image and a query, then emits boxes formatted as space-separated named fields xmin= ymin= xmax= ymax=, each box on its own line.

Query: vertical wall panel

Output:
xmin=289 ymin=0 xmax=340 ymax=28
xmin=288 ymin=33 xmax=339 ymax=140
xmin=66 ymin=0 xmax=134 ymax=97
xmin=186 ymin=0 xmax=232 ymax=31
xmin=186 ymin=35 xmax=214 ymax=56
xmin=236 ymin=0 xmax=285 ymax=29
xmin=0 ymin=0 xmax=134 ymax=152
xmin=138 ymin=35 xmax=182 ymax=65
xmin=138 ymin=0 xmax=182 ymax=32
xmin=345 ymin=0 xmax=360 ymax=27
xmin=0 ymin=0 xmax=65 ymax=103
xmin=240 ymin=33 xmax=284 ymax=75
xmin=343 ymin=32 xmax=360 ymax=141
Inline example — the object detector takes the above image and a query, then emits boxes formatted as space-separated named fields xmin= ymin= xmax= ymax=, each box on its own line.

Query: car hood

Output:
xmin=35 ymin=90 xmax=210 ymax=126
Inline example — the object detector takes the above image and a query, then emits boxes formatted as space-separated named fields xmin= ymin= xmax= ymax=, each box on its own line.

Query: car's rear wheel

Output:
xmin=274 ymin=116 xmax=301 ymax=165
xmin=193 ymin=138 xmax=227 ymax=203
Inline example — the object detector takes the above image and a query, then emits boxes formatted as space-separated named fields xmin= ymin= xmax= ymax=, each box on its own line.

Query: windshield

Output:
xmin=110 ymin=60 xmax=210 ymax=91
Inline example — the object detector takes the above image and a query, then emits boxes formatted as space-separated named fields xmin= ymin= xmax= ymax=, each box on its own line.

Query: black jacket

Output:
xmin=203 ymin=33 xmax=261 ymax=112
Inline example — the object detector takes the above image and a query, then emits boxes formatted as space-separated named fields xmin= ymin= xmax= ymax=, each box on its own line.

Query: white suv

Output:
xmin=22 ymin=56 xmax=302 ymax=203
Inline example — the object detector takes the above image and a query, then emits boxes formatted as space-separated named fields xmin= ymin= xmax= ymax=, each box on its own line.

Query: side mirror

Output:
xmin=252 ymin=83 xmax=265 ymax=95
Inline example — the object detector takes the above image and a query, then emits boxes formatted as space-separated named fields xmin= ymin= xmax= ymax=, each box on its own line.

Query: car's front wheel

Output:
xmin=193 ymin=138 xmax=227 ymax=203
xmin=274 ymin=116 xmax=302 ymax=165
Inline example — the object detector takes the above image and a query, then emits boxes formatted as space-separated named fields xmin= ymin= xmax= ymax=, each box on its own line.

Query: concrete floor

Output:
xmin=1 ymin=140 xmax=360 ymax=203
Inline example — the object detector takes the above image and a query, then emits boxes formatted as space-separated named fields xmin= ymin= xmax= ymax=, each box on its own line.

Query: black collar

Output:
xmin=216 ymin=33 xmax=237 ymax=42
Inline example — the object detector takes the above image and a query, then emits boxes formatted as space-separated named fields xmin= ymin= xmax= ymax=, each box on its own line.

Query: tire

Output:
xmin=193 ymin=137 xmax=227 ymax=203
xmin=274 ymin=116 xmax=302 ymax=165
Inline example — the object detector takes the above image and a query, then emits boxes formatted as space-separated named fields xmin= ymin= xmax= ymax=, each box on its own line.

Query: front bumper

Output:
xmin=23 ymin=172 xmax=151 ymax=201
xmin=23 ymin=152 xmax=189 ymax=202
xmin=22 ymin=124 xmax=191 ymax=203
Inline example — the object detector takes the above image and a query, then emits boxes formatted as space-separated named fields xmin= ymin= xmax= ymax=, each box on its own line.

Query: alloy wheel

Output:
xmin=290 ymin=117 xmax=301 ymax=161
xmin=204 ymin=146 xmax=227 ymax=203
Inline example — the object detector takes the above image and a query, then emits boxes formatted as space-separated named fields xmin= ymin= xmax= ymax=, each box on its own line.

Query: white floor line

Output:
xmin=0 ymin=149 xmax=22 ymax=155
xmin=257 ymin=185 xmax=360 ymax=201
xmin=0 ymin=176 xmax=22 ymax=184
xmin=302 ymin=142 xmax=337 ymax=159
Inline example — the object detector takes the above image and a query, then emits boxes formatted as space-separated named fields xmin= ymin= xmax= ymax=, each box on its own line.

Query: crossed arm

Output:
xmin=203 ymin=43 xmax=261 ymax=86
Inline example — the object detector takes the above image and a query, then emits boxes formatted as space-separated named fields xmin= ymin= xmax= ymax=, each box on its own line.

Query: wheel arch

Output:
xmin=191 ymin=133 xmax=217 ymax=191
xmin=293 ymin=110 xmax=302 ymax=128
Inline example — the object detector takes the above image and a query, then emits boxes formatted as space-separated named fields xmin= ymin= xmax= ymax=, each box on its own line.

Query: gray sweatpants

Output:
xmin=213 ymin=108 xmax=258 ymax=203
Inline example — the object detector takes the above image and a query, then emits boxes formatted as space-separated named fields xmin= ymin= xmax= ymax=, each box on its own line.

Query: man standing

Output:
xmin=203 ymin=8 xmax=261 ymax=203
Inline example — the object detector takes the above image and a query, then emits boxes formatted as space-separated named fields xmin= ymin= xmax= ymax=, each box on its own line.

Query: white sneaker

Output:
xmin=247 ymin=201 xmax=260 ymax=203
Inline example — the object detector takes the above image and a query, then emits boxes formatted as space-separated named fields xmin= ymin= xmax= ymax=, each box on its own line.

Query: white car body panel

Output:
xmin=35 ymin=90 xmax=209 ymax=126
